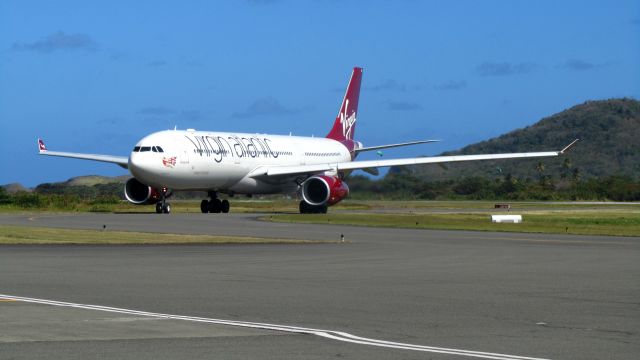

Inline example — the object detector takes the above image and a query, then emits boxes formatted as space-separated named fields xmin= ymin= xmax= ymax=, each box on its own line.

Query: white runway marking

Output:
xmin=0 ymin=293 xmax=550 ymax=360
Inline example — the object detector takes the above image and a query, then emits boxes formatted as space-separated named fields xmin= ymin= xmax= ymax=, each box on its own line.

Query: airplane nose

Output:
xmin=128 ymin=153 xmax=157 ymax=181
xmin=128 ymin=153 xmax=140 ymax=172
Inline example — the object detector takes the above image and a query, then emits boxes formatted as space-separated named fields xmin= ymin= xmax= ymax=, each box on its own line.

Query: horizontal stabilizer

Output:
xmin=361 ymin=167 xmax=379 ymax=176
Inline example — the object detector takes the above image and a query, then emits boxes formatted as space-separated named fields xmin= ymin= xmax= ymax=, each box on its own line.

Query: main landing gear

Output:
xmin=156 ymin=188 xmax=171 ymax=214
xmin=200 ymin=191 xmax=230 ymax=214
xmin=299 ymin=201 xmax=328 ymax=214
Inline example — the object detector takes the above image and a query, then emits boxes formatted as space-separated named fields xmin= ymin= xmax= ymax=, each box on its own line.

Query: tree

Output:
xmin=561 ymin=158 xmax=572 ymax=179
xmin=453 ymin=177 xmax=493 ymax=198
xmin=572 ymin=168 xmax=582 ymax=182
xmin=0 ymin=187 xmax=10 ymax=204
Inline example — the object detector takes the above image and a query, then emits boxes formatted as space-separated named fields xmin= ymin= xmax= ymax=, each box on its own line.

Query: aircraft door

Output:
xmin=180 ymin=150 xmax=189 ymax=164
xmin=296 ymin=140 xmax=306 ymax=165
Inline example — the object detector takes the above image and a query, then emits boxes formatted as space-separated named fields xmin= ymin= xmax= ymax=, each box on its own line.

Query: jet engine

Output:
xmin=301 ymin=175 xmax=349 ymax=207
xmin=124 ymin=178 xmax=162 ymax=205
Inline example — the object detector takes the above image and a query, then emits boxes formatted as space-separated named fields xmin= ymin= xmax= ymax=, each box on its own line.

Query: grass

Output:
xmin=345 ymin=200 xmax=640 ymax=211
xmin=0 ymin=199 xmax=372 ymax=214
xmin=0 ymin=225 xmax=322 ymax=245
xmin=265 ymin=211 xmax=640 ymax=237
xmin=2 ymin=200 xmax=639 ymax=237
xmin=2 ymin=198 xmax=637 ymax=215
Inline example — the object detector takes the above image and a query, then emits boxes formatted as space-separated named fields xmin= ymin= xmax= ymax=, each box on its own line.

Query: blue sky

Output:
xmin=1 ymin=0 xmax=638 ymax=187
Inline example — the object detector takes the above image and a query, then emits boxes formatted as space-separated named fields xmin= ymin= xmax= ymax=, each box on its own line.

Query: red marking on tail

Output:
xmin=38 ymin=139 xmax=47 ymax=152
xmin=326 ymin=67 xmax=363 ymax=142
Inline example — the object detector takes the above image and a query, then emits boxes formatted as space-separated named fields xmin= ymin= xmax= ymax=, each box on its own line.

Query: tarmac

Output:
xmin=0 ymin=213 xmax=638 ymax=359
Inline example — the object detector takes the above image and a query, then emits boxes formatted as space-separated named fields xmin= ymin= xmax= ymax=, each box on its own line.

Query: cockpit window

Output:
xmin=135 ymin=146 xmax=162 ymax=153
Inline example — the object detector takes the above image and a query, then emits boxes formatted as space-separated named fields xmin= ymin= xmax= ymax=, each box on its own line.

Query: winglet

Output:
xmin=560 ymin=139 xmax=579 ymax=154
xmin=38 ymin=138 xmax=47 ymax=153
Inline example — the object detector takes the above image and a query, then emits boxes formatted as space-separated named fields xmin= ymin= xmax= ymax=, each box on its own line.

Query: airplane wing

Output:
xmin=355 ymin=140 xmax=440 ymax=153
xmin=37 ymin=139 xmax=129 ymax=169
xmin=251 ymin=139 xmax=579 ymax=178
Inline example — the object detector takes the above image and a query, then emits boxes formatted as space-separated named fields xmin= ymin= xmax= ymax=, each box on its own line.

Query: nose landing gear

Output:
xmin=156 ymin=187 xmax=171 ymax=214
xmin=200 ymin=192 xmax=230 ymax=214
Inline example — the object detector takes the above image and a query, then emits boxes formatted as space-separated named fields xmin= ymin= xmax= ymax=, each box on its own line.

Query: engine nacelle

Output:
xmin=124 ymin=178 xmax=162 ymax=205
xmin=301 ymin=175 xmax=349 ymax=206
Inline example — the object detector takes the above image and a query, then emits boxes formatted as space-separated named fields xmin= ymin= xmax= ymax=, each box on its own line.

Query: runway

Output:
xmin=0 ymin=213 xmax=638 ymax=359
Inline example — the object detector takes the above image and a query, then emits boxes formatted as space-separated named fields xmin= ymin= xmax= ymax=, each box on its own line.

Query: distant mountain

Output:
xmin=31 ymin=175 xmax=129 ymax=198
xmin=396 ymin=98 xmax=640 ymax=181
xmin=1 ymin=183 xmax=32 ymax=193
xmin=2 ymin=176 xmax=130 ymax=195
xmin=63 ymin=175 xmax=129 ymax=186
xmin=31 ymin=175 xmax=205 ymax=200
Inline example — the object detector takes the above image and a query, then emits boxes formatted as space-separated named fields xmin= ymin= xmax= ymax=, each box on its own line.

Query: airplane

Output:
xmin=38 ymin=67 xmax=578 ymax=214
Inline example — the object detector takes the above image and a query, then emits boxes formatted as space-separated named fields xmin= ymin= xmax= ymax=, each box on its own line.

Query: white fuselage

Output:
xmin=128 ymin=130 xmax=352 ymax=194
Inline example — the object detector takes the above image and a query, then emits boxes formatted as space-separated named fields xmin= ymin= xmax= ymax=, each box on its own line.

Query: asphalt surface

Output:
xmin=0 ymin=213 xmax=639 ymax=359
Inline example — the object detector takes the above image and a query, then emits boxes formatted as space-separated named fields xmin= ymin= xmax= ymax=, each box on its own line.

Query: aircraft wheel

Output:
xmin=209 ymin=198 xmax=222 ymax=213
xmin=155 ymin=203 xmax=163 ymax=214
xmin=221 ymin=200 xmax=230 ymax=213
xmin=200 ymin=200 xmax=209 ymax=213
xmin=162 ymin=203 xmax=171 ymax=214
xmin=299 ymin=201 xmax=308 ymax=214
xmin=320 ymin=204 xmax=328 ymax=214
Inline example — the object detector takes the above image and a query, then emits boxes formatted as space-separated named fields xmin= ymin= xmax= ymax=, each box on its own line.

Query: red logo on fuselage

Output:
xmin=162 ymin=156 xmax=176 ymax=168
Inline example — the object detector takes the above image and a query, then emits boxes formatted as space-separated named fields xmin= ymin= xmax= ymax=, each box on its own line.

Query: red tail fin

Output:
xmin=326 ymin=67 xmax=363 ymax=141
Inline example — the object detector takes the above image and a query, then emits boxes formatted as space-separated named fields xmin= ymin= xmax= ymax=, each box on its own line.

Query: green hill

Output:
xmin=63 ymin=175 xmax=129 ymax=186
xmin=399 ymin=98 xmax=640 ymax=181
xmin=33 ymin=175 xmax=126 ymax=198
xmin=0 ymin=183 xmax=32 ymax=193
